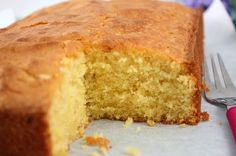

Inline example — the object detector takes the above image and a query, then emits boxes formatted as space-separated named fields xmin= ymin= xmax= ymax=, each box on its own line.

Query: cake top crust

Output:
xmin=0 ymin=0 xmax=201 ymax=111
xmin=0 ymin=0 xmax=201 ymax=62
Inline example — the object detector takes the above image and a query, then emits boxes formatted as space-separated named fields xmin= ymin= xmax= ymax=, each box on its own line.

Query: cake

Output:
xmin=0 ymin=0 xmax=208 ymax=156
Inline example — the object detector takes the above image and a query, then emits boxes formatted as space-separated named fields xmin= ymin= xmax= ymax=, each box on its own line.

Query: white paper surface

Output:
xmin=0 ymin=0 xmax=235 ymax=156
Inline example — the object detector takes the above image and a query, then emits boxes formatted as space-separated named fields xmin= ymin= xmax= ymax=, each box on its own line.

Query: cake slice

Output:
xmin=0 ymin=41 xmax=88 ymax=156
xmin=0 ymin=0 xmax=208 ymax=156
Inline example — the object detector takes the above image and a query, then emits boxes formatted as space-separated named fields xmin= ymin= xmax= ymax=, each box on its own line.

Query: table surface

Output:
xmin=0 ymin=0 xmax=236 ymax=156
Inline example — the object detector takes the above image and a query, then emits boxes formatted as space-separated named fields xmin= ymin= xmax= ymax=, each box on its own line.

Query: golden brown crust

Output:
xmin=0 ymin=0 xmax=206 ymax=155
xmin=190 ymin=9 xmax=202 ymax=123
xmin=191 ymin=9 xmax=209 ymax=123
xmin=0 ymin=0 xmax=201 ymax=63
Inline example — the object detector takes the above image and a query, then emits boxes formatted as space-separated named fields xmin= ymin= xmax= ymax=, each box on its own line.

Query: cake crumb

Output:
xmin=179 ymin=123 xmax=188 ymax=128
xmin=125 ymin=146 xmax=141 ymax=156
xmin=147 ymin=119 xmax=156 ymax=127
xmin=90 ymin=151 xmax=101 ymax=156
xmin=200 ymin=112 xmax=209 ymax=121
xmin=124 ymin=117 xmax=133 ymax=128
xmin=135 ymin=127 xmax=142 ymax=133
xmin=38 ymin=74 xmax=52 ymax=80
xmin=85 ymin=135 xmax=111 ymax=150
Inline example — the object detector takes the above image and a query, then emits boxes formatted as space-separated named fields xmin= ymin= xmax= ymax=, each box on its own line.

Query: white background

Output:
xmin=0 ymin=0 xmax=63 ymax=18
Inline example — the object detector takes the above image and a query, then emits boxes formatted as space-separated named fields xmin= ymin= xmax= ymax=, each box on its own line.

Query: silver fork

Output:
xmin=204 ymin=53 xmax=236 ymax=142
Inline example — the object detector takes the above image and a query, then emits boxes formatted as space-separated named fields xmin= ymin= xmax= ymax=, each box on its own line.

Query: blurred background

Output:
xmin=0 ymin=0 xmax=235 ymax=27
xmin=0 ymin=0 xmax=231 ymax=15
xmin=0 ymin=0 xmax=64 ymax=18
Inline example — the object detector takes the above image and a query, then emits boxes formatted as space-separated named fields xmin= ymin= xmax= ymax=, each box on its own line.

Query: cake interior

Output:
xmin=49 ymin=54 xmax=88 ymax=156
xmin=48 ymin=49 xmax=198 ymax=155
xmin=85 ymin=49 xmax=198 ymax=123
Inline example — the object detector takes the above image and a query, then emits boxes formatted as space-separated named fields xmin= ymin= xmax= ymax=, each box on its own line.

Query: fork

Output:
xmin=204 ymin=53 xmax=236 ymax=142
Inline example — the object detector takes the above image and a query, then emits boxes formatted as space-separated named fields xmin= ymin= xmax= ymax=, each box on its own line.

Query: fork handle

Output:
xmin=227 ymin=107 xmax=236 ymax=142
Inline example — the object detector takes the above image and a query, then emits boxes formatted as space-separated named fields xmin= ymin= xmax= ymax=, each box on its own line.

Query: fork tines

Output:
xmin=205 ymin=53 xmax=235 ymax=89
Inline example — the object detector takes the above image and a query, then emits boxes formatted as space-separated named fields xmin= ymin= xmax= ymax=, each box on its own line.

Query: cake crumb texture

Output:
xmin=49 ymin=55 xmax=88 ymax=156
xmin=85 ymin=50 xmax=201 ymax=124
